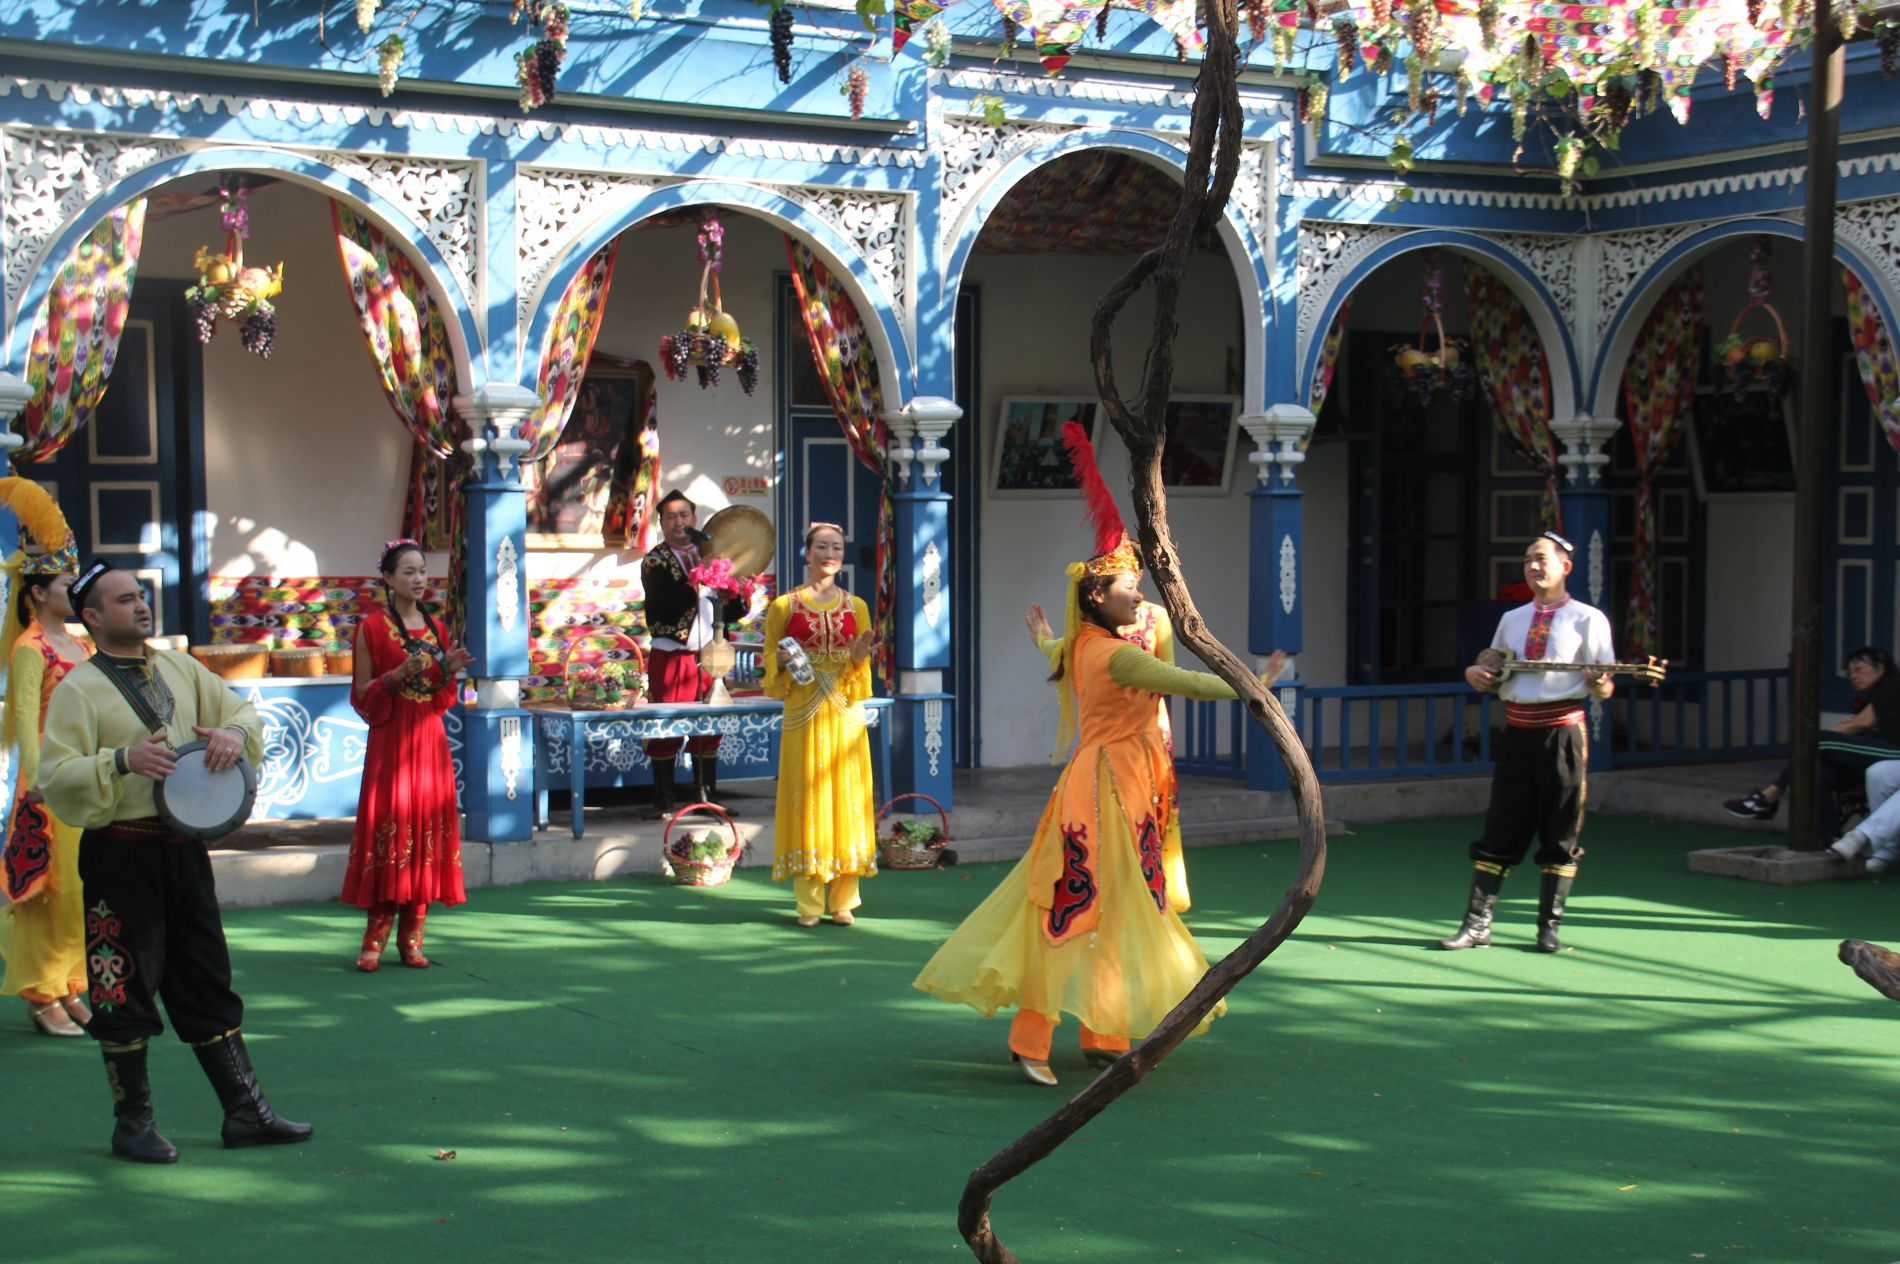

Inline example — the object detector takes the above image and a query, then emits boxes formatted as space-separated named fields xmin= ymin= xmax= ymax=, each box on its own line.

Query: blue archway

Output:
xmin=6 ymin=147 xmax=483 ymax=389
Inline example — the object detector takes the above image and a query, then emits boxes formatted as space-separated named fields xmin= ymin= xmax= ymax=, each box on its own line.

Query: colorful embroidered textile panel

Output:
xmin=1844 ymin=269 xmax=1900 ymax=454
xmin=528 ymin=576 xmax=645 ymax=701
xmin=209 ymin=578 xmax=401 ymax=648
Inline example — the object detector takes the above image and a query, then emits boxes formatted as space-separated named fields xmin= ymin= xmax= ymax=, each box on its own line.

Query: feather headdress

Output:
xmin=0 ymin=476 xmax=81 ymax=745
xmin=1059 ymin=422 xmax=1140 ymax=576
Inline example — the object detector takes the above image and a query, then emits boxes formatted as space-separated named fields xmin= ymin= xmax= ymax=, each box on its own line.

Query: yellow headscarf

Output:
xmin=0 ymin=477 xmax=79 ymax=745
xmin=1049 ymin=536 xmax=1142 ymax=762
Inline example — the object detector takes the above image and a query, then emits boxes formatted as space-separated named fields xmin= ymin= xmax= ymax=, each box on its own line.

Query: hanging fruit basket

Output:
xmin=1716 ymin=301 xmax=1795 ymax=401
xmin=1389 ymin=309 xmax=1475 ymax=405
xmin=662 ymin=801 xmax=747 ymax=887
xmin=658 ymin=213 xmax=761 ymax=395
xmin=876 ymin=792 xmax=950 ymax=870
xmin=185 ymin=181 xmax=283 ymax=359
xmin=562 ymin=626 xmax=646 ymax=709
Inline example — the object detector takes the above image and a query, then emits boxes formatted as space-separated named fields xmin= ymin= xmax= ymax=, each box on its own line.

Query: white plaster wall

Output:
xmin=136 ymin=181 xmax=419 ymax=578
xmin=526 ymin=212 xmax=785 ymax=589
xmin=967 ymin=249 xmax=1254 ymax=768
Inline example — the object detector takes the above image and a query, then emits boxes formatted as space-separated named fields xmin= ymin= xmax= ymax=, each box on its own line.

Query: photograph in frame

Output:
xmin=991 ymin=397 xmax=1100 ymax=496
xmin=527 ymin=361 xmax=654 ymax=549
xmin=1160 ymin=395 xmax=1242 ymax=494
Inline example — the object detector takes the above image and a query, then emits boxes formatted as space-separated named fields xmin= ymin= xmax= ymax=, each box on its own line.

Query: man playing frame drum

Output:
xmin=1437 ymin=532 xmax=1617 ymax=955
xmin=39 ymin=560 xmax=312 ymax=1163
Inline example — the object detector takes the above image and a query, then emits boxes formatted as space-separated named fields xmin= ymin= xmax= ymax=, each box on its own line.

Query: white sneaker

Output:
xmin=1831 ymin=830 xmax=1871 ymax=861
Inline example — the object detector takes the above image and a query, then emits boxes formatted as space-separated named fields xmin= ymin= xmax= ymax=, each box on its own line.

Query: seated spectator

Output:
xmin=1724 ymin=646 xmax=1900 ymax=844
xmin=1830 ymin=759 xmax=1900 ymax=869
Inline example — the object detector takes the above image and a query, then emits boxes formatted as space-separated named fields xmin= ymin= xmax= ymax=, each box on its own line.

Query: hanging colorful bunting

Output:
xmin=1465 ymin=267 xmax=1562 ymax=531
xmin=893 ymin=0 xmax=943 ymax=52
xmin=16 ymin=198 xmax=148 ymax=468
xmin=1844 ymin=268 xmax=1900 ymax=454
xmin=785 ymin=236 xmax=897 ymax=688
xmin=1621 ymin=267 xmax=1703 ymax=661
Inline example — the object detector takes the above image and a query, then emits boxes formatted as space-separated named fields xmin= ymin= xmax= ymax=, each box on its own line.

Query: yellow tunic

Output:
xmin=762 ymin=590 xmax=878 ymax=884
xmin=40 ymin=650 xmax=263 ymax=830
xmin=0 ymin=630 xmax=90 ymax=1002
xmin=916 ymin=626 xmax=1243 ymax=1043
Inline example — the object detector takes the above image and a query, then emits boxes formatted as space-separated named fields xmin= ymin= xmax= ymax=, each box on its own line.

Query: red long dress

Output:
xmin=341 ymin=608 xmax=465 ymax=909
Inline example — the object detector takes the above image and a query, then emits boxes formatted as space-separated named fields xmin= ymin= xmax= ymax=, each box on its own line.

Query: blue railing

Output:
xmin=1609 ymin=668 xmax=1790 ymax=765
xmin=1171 ymin=666 xmax=1791 ymax=784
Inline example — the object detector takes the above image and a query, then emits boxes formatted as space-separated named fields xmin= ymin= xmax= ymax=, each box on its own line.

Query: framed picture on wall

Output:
xmin=526 ymin=361 xmax=653 ymax=549
xmin=991 ymin=397 xmax=1100 ymax=496
xmin=1160 ymin=395 xmax=1242 ymax=494
xmin=1685 ymin=388 xmax=1796 ymax=500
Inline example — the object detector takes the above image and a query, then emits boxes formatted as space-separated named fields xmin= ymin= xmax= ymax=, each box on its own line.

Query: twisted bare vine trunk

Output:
xmin=955 ymin=3 xmax=1329 ymax=1259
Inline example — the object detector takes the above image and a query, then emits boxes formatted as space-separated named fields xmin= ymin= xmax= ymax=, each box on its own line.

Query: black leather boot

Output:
xmin=1535 ymin=866 xmax=1576 ymax=953
xmin=194 ymin=1031 xmax=313 ymax=1149
xmin=645 ymin=758 xmax=677 ymax=820
xmin=103 ymin=1039 xmax=179 ymax=1163
xmin=696 ymin=755 xmax=738 ymax=817
xmin=1437 ymin=863 xmax=1507 ymax=950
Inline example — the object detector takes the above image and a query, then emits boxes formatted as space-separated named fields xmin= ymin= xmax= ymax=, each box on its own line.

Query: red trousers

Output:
xmin=645 ymin=647 xmax=719 ymax=759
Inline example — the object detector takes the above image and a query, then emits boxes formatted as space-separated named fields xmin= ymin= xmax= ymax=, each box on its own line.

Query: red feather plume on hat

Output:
xmin=1060 ymin=421 xmax=1126 ymax=559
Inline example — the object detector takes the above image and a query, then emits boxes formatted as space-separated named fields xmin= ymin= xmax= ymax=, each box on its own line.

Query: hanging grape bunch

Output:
xmin=770 ymin=4 xmax=795 ymax=84
xmin=377 ymin=34 xmax=405 ymax=96
xmin=735 ymin=343 xmax=761 ymax=396
xmin=513 ymin=2 xmax=570 ymax=111
xmin=845 ymin=65 xmax=869 ymax=119
xmin=239 ymin=308 xmax=277 ymax=359
xmin=1880 ymin=21 xmax=1899 ymax=79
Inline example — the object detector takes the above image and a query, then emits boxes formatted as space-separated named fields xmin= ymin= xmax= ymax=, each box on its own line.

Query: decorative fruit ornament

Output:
xmin=184 ymin=179 xmax=283 ymax=359
xmin=656 ymin=212 xmax=761 ymax=395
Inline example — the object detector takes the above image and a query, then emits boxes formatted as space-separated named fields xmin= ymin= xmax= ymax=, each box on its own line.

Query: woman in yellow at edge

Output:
xmin=762 ymin=522 xmax=879 ymax=927
xmin=915 ymin=424 xmax=1282 ymax=1086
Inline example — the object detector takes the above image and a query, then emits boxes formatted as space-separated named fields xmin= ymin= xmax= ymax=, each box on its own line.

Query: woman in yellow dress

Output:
xmin=914 ymin=423 xmax=1278 ymax=1086
xmin=0 ymin=478 xmax=91 ymax=1037
xmin=762 ymin=522 xmax=878 ymax=927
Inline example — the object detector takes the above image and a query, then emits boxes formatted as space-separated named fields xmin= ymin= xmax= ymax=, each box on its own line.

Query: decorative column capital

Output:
xmin=881 ymin=408 xmax=917 ymax=487
xmin=0 ymin=370 xmax=31 ymax=461
xmin=1241 ymin=404 xmax=1316 ymax=488
xmin=899 ymin=395 xmax=962 ymax=489
xmin=1549 ymin=413 xmax=1620 ymax=486
xmin=455 ymin=383 xmax=541 ymax=479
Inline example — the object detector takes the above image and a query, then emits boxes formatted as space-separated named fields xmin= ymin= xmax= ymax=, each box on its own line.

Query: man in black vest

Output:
xmin=641 ymin=491 xmax=745 ymax=818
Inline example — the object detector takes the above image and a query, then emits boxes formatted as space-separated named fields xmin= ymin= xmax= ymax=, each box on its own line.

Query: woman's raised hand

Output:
xmin=1025 ymin=603 xmax=1053 ymax=641
xmin=445 ymin=644 xmax=474 ymax=674
xmin=849 ymin=629 xmax=876 ymax=662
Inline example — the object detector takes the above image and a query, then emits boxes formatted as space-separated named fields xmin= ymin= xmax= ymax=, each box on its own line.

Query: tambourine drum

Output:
xmin=153 ymin=741 xmax=257 ymax=841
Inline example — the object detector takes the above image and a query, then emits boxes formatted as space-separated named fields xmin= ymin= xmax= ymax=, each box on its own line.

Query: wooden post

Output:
xmin=1791 ymin=1 xmax=1844 ymax=851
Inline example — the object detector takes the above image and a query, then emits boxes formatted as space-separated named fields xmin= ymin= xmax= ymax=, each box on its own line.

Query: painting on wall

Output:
xmin=527 ymin=361 xmax=655 ymax=548
xmin=1159 ymin=395 xmax=1242 ymax=494
xmin=991 ymin=397 xmax=1100 ymax=496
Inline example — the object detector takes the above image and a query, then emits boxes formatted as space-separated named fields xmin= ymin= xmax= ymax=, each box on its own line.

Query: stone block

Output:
xmin=1687 ymin=844 xmax=1861 ymax=886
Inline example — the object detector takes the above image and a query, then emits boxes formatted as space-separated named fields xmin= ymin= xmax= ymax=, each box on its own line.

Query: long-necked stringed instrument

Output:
xmin=1476 ymin=646 xmax=1668 ymax=686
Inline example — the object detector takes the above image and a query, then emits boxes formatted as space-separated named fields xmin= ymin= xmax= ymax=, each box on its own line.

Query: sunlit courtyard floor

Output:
xmin=3 ymin=813 xmax=1896 ymax=1264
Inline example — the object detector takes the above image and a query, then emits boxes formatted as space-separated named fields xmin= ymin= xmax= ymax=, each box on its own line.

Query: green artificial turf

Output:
xmin=2 ymin=813 xmax=1896 ymax=1264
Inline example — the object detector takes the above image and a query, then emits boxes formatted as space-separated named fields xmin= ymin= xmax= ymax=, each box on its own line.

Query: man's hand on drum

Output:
xmin=125 ymin=730 xmax=178 ymax=779
xmin=193 ymin=724 xmax=248 ymax=773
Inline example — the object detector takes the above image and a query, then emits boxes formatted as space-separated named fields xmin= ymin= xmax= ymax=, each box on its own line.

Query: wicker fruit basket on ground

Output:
xmin=876 ymin=793 xmax=949 ymax=870
xmin=662 ymin=802 xmax=745 ymax=887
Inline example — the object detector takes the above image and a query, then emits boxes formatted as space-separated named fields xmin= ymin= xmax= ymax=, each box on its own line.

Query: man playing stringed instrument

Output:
xmin=1439 ymin=531 xmax=1617 ymax=954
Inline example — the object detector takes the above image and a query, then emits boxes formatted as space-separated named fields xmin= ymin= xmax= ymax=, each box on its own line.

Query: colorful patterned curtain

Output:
xmin=331 ymin=200 xmax=470 ymax=639
xmin=15 ymin=199 xmax=148 ymax=467
xmin=331 ymin=202 xmax=467 ymax=546
xmin=1465 ymin=267 xmax=1562 ymax=531
xmin=1843 ymin=268 xmax=1900 ymax=453
xmin=1620 ymin=267 xmax=1703 ymax=660
xmin=525 ymin=242 xmax=620 ymax=464
xmin=1303 ymin=297 xmax=1351 ymax=449
xmin=785 ymin=237 xmax=896 ymax=687
xmin=601 ymin=362 xmax=662 ymax=552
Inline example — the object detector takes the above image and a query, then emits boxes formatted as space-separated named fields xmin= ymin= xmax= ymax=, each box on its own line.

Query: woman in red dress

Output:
xmin=343 ymin=539 xmax=472 ymax=971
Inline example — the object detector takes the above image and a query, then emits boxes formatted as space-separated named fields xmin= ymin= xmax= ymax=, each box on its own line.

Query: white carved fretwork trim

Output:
xmin=1227 ymin=142 xmax=1272 ymax=249
xmin=1593 ymin=223 xmax=1704 ymax=353
xmin=310 ymin=151 xmax=481 ymax=311
xmin=938 ymin=115 xmax=1082 ymax=249
xmin=782 ymin=184 xmax=909 ymax=318
xmin=934 ymin=68 xmax=1293 ymax=118
xmin=516 ymin=166 xmax=669 ymax=329
xmin=921 ymin=540 xmax=943 ymax=630
xmin=1835 ymin=197 xmax=1900 ymax=313
xmin=1485 ymin=232 xmax=1580 ymax=341
xmin=923 ymin=698 xmax=945 ymax=778
xmin=2 ymin=126 xmax=188 ymax=321
xmin=500 ymin=715 xmax=523 ymax=802
xmin=1295 ymin=220 xmax=1409 ymax=365
xmin=1278 ymin=535 xmax=1298 ymax=616
xmin=496 ymin=536 xmax=520 ymax=634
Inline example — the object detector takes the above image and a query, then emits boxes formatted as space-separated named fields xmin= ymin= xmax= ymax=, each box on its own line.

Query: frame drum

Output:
xmin=153 ymin=740 xmax=257 ymax=840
